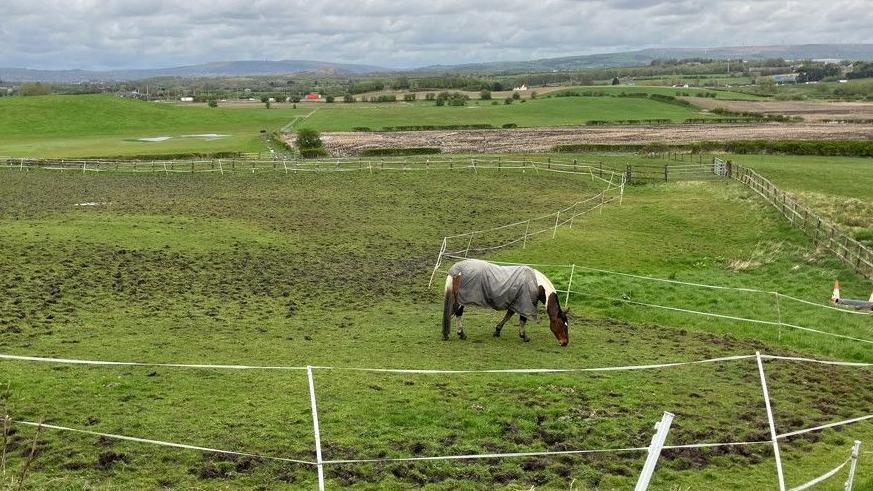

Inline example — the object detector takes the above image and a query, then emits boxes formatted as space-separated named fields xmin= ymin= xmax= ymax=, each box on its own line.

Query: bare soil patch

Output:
xmin=308 ymin=123 xmax=873 ymax=155
xmin=683 ymin=97 xmax=873 ymax=122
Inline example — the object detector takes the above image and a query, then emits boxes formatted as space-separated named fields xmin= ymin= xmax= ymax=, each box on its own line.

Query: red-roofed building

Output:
xmin=305 ymin=93 xmax=321 ymax=100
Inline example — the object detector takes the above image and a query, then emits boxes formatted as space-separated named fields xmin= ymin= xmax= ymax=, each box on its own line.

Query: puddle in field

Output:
xmin=128 ymin=134 xmax=230 ymax=143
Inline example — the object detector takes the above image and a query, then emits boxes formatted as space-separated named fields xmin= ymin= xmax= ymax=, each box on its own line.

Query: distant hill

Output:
xmin=414 ymin=44 xmax=873 ymax=73
xmin=4 ymin=44 xmax=873 ymax=82
xmin=0 ymin=60 xmax=388 ymax=83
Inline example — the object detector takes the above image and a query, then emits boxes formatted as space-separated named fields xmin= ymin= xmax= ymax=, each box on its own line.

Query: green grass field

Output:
xmin=298 ymin=96 xmax=709 ymax=132
xmin=547 ymin=85 xmax=766 ymax=100
xmin=0 ymin=95 xmax=309 ymax=158
xmin=0 ymin=159 xmax=871 ymax=489
xmin=0 ymin=94 xmax=717 ymax=158
xmin=721 ymin=154 xmax=873 ymax=245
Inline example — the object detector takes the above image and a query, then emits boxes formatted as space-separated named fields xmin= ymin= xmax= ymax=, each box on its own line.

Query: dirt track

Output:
xmin=311 ymin=123 xmax=873 ymax=155
xmin=682 ymin=97 xmax=873 ymax=122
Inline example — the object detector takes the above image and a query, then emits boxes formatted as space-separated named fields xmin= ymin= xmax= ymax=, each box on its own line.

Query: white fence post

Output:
xmin=774 ymin=292 xmax=783 ymax=340
xmin=569 ymin=202 xmax=578 ymax=229
xmin=306 ymin=366 xmax=325 ymax=491
xmin=565 ymin=264 xmax=575 ymax=306
xmin=634 ymin=411 xmax=674 ymax=491
xmin=464 ymin=233 xmax=474 ymax=258
xmin=427 ymin=238 xmax=447 ymax=289
xmin=757 ymin=351 xmax=786 ymax=491
xmin=522 ymin=220 xmax=531 ymax=249
xmin=553 ymin=212 xmax=560 ymax=239
xmin=845 ymin=440 xmax=861 ymax=491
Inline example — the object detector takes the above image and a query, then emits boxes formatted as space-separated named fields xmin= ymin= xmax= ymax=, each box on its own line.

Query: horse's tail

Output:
xmin=442 ymin=274 xmax=455 ymax=340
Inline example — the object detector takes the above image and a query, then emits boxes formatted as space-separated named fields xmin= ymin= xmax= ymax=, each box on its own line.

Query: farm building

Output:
xmin=772 ymin=73 xmax=799 ymax=84
xmin=179 ymin=96 xmax=194 ymax=102
xmin=305 ymin=93 xmax=321 ymax=100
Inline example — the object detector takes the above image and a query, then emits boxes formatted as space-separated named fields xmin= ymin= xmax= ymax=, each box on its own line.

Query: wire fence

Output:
xmin=433 ymin=257 xmax=872 ymax=346
xmin=2 ymin=155 xmax=615 ymax=175
xmin=0 ymin=352 xmax=868 ymax=490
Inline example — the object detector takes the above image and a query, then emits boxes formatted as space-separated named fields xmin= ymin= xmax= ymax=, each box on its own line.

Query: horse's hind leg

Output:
xmin=455 ymin=305 xmax=466 ymax=340
xmin=494 ymin=310 xmax=514 ymax=337
xmin=518 ymin=316 xmax=530 ymax=342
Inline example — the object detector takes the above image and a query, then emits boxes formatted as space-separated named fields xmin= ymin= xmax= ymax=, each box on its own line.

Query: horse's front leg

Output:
xmin=455 ymin=305 xmax=467 ymax=340
xmin=494 ymin=310 xmax=514 ymax=337
xmin=518 ymin=316 xmax=530 ymax=342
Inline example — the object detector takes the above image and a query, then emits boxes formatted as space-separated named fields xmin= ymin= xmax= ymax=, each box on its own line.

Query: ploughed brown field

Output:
xmin=306 ymin=123 xmax=873 ymax=155
xmin=682 ymin=96 xmax=873 ymax=122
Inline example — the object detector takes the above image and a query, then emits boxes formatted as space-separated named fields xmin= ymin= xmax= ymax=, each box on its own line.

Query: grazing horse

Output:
xmin=443 ymin=259 xmax=569 ymax=346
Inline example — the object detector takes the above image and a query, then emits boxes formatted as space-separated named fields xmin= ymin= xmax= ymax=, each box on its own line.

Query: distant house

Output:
xmin=305 ymin=93 xmax=321 ymax=100
xmin=513 ymin=84 xmax=528 ymax=91
xmin=179 ymin=96 xmax=194 ymax=102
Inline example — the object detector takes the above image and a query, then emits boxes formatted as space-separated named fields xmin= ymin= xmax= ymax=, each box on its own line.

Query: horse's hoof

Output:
xmin=523 ymin=336 xmax=531 ymax=342
xmin=493 ymin=330 xmax=501 ymax=337
xmin=458 ymin=332 xmax=467 ymax=340
xmin=442 ymin=335 xmax=449 ymax=341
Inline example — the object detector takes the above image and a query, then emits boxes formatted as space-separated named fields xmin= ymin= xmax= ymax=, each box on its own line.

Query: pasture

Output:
xmin=1 ymin=159 xmax=871 ymax=489
xmin=721 ymin=154 xmax=873 ymax=245
xmin=0 ymin=94 xmax=717 ymax=158
xmin=0 ymin=95 xmax=309 ymax=158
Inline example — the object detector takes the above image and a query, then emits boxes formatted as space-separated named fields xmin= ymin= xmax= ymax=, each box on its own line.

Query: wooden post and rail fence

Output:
xmin=730 ymin=162 xmax=873 ymax=280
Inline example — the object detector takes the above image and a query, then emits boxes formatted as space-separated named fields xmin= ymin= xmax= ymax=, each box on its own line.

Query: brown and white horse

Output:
xmin=442 ymin=259 xmax=569 ymax=346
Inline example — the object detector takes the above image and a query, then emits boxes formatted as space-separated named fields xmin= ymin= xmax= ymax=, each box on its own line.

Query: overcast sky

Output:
xmin=1 ymin=0 xmax=872 ymax=70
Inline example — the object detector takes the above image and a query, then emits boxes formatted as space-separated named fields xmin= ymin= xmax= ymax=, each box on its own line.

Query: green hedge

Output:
xmin=299 ymin=148 xmax=329 ymax=158
xmin=270 ymin=131 xmax=293 ymax=151
xmin=586 ymin=119 xmax=671 ymax=125
xmin=553 ymin=140 xmax=873 ymax=157
xmin=649 ymin=94 xmax=692 ymax=107
xmin=683 ymin=118 xmax=759 ymax=124
xmin=360 ymin=147 xmax=441 ymax=156
xmin=380 ymin=124 xmax=494 ymax=131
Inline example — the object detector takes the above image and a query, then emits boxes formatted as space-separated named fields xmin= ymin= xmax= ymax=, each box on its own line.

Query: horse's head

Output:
xmin=547 ymin=295 xmax=569 ymax=347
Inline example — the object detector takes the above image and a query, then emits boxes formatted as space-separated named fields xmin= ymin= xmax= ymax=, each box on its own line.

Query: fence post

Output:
xmin=774 ymin=293 xmax=783 ymax=341
xmin=569 ymin=202 xmax=578 ymax=229
xmin=664 ymin=165 xmax=668 ymax=183
xmin=565 ymin=264 xmax=575 ymax=306
xmin=464 ymin=233 xmax=474 ymax=258
xmin=306 ymin=366 xmax=326 ymax=491
xmin=756 ymin=351 xmax=786 ymax=491
xmin=427 ymin=238 xmax=448 ymax=289
xmin=634 ymin=411 xmax=674 ymax=491
xmin=845 ymin=440 xmax=861 ymax=491
xmin=552 ymin=212 xmax=560 ymax=239
xmin=523 ymin=220 xmax=531 ymax=249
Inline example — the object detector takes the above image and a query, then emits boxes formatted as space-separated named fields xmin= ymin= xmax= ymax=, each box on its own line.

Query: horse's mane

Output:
xmin=532 ymin=269 xmax=557 ymax=300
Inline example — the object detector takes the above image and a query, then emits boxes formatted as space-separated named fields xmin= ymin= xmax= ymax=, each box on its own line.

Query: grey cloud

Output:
xmin=0 ymin=0 xmax=871 ymax=70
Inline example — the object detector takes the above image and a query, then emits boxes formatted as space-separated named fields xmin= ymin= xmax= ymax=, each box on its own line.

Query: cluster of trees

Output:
xmin=848 ymin=62 xmax=873 ymax=80
xmin=295 ymin=128 xmax=327 ymax=158
xmin=434 ymin=91 xmax=469 ymax=106
xmin=19 ymin=82 xmax=52 ymax=96
xmin=796 ymin=64 xmax=841 ymax=83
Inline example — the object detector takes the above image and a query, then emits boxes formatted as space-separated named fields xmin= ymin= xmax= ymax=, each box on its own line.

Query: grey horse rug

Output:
xmin=448 ymin=259 xmax=539 ymax=319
